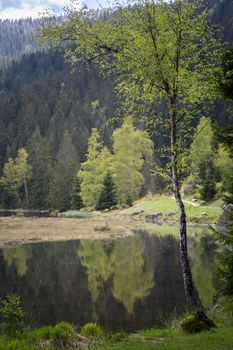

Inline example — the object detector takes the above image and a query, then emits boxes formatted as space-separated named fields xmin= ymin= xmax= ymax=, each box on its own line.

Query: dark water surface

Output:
xmin=0 ymin=230 xmax=216 ymax=331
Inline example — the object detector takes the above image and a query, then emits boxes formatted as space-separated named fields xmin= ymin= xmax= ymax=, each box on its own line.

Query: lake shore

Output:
xmin=0 ymin=196 xmax=222 ymax=247
xmin=0 ymin=215 xmax=141 ymax=247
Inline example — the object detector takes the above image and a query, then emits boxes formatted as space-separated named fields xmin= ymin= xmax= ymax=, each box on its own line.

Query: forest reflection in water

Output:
xmin=0 ymin=230 xmax=216 ymax=331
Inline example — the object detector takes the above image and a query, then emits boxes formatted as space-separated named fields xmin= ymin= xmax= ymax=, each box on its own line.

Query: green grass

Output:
xmin=94 ymin=326 xmax=233 ymax=350
xmin=0 ymin=322 xmax=232 ymax=350
xmin=128 ymin=195 xmax=222 ymax=224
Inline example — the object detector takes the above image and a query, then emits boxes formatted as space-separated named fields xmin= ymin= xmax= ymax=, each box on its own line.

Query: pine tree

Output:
xmin=47 ymin=131 xmax=78 ymax=211
xmin=96 ymin=172 xmax=117 ymax=211
xmin=70 ymin=176 xmax=84 ymax=210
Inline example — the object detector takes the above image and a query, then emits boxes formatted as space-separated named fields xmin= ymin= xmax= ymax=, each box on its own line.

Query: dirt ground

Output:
xmin=0 ymin=214 xmax=144 ymax=247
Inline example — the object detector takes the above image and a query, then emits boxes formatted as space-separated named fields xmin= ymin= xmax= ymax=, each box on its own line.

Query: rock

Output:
xmin=215 ymin=204 xmax=233 ymax=234
xmin=167 ymin=211 xmax=176 ymax=216
xmin=145 ymin=212 xmax=163 ymax=223
xmin=131 ymin=209 xmax=144 ymax=215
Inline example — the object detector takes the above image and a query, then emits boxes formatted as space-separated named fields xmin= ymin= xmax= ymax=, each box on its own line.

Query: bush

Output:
xmin=32 ymin=325 xmax=53 ymax=339
xmin=108 ymin=332 xmax=128 ymax=343
xmin=0 ymin=294 xmax=25 ymax=336
xmin=180 ymin=315 xmax=212 ymax=333
xmin=51 ymin=321 xmax=74 ymax=342
xmin=80 ymin=322 xmax=103 ymax=338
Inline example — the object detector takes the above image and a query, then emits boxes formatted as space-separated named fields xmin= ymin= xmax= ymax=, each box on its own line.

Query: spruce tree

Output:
xmin=96 ymin=172 xmax=117 ymax=211
xmin=70 ymin=176 xmax=84 ymax=210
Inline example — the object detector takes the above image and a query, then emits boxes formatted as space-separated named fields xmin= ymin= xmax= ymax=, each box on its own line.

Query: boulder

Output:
xmin=145 ymin=212 xmax=163 ymax=223
xmin=131 ymin=209 xmax=144 ymax=215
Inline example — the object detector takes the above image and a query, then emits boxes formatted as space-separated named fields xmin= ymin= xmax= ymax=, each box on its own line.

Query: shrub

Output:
xmin=0 ymin=294 xmax=25 ymax=335
xmin=51 ymin=321 xmax=74 ymax=341
xmin=32 ymin=325 xmax=53 ymax=339
xmin=80 ymin=322 xmax=103 ymax=338
xmin=109 ymin=332 xmax=129 ymax=342
xmin=180 ymin=314 xmax=211 ymax=333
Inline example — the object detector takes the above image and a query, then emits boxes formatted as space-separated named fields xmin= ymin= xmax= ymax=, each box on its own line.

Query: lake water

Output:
xmin=0 ymin=229 xmax=216 ymax=331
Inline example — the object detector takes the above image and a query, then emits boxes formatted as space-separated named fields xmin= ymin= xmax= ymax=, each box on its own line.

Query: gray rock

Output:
xmin=131 ymin=209 xmax=144 ymax=215
xmin=167 ymin=211 xmax=176 ymax=216
xmin=145 ymin=212 xmax=163 ymax=223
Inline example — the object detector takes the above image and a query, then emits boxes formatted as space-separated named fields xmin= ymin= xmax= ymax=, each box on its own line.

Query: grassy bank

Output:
xmin=126 ymin=195 xmax=222 ymax=224
xmin=0 ymin=322 xmax=232 ymax=350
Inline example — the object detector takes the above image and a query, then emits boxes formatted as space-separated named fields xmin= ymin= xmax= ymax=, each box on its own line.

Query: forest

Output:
xmin=0 ymin=0 xmax=233 ymax=349
xmin=0 ymin=0 xmax=233 ymax=211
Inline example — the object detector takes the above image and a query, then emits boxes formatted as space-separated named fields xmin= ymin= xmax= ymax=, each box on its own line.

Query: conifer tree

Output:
xmin=47 ymin=131 xmax=78 ymax=211
xmin=96 ymin=172 xmax=117 ymax=210
xmin=70 ymin=176 xmax=84 ymax=210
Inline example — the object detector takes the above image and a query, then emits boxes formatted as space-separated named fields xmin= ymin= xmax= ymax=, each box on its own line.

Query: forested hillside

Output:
xmin=0 ymin=51 xmax=116 ymax=209
xmin=0 ymin=0 xmax=232 ymax=210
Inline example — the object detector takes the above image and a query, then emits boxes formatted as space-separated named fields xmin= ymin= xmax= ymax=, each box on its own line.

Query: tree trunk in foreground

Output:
xmin=170 ymin=100 xmax=215 ymax=325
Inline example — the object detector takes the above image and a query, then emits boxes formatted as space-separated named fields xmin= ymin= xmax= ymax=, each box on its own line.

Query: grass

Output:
xmin=0 ymin=311 xmax=232 ymax=350
xmin=128 ymin=195 xmax=222 ymax=224
xmin=93 ymin=325 xmax=233 ymax=350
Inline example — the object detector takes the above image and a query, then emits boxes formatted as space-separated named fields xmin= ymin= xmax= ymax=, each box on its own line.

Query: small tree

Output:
xmin=96 ymin=172 xmax=117 ymax=210
xmin=70 ymin=176 xmax=84 ymax=210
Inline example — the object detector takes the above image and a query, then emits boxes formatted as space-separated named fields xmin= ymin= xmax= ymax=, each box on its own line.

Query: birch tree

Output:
xmin=40 ymin=0 xmax=220 ymax=325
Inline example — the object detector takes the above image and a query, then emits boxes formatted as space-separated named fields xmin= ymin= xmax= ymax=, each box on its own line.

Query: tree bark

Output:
xmin=170 ymin=97 xmax=215 ymax=325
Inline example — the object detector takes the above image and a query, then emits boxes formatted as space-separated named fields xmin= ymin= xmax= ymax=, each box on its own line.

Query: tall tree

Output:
xmin=1 ymin=148 xmax=31 ymax=208
xmin=112 ymin=117 xmax=153 ymax=204
xmin=41 ymin=0 xmax=220 ymax=324
xmin=79 ymin=129 xmax=112 ymax=209
xmin=70 ymin=175 xmax=84 ymax=210
xmin=189 ymin=117 xmax=217 ymax=201
xmin=47 ymin=131 xmax=78 ymax=211
xmin=216 ymin=48 xmax=233 ymax=203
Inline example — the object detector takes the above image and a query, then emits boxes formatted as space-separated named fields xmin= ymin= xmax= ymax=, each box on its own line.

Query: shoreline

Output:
xmin=0 ymin=214 xmax=214 ymax=248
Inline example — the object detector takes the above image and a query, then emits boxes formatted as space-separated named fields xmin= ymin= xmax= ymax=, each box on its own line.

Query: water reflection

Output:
xmin=0 ymin=230 xmax=216 ymax=331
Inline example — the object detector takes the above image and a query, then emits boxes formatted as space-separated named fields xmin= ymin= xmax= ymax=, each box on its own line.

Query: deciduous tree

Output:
xmin=112 ymin=117 xmax=153 ymax=204
xmin=1 ymin=148 xmax=31 ymax=208
xmin=41 ymin=0 xmax=220 ymax=324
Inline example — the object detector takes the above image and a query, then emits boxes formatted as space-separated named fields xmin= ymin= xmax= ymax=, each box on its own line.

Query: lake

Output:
xmin=0 ymin=229 xmax=216 ymax=332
